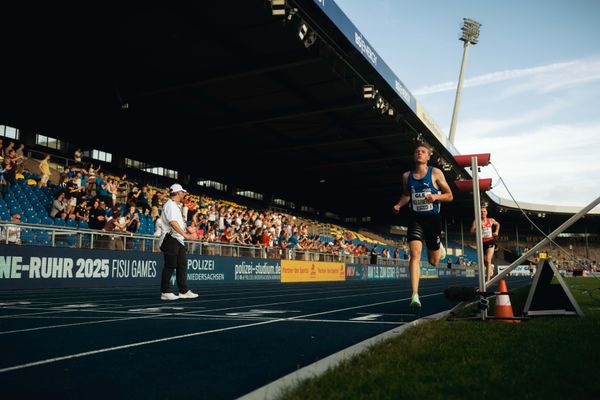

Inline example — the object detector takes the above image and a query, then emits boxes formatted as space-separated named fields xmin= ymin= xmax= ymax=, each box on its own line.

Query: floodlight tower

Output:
xmin=448 ymin=18 xmax=481 ymax=145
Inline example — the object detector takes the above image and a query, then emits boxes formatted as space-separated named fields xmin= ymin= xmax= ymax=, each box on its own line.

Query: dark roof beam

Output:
xmin=135 ymin=57 xmax=323 ymax=98
xmin=207 ymin=102 xmax=369 ymax=132
xmin=266 ymin=131 xmax=410 ymax=153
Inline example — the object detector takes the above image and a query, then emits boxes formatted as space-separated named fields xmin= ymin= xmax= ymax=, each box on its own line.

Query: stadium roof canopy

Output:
xmin=3 ymin=1 xmax=599 ymax=234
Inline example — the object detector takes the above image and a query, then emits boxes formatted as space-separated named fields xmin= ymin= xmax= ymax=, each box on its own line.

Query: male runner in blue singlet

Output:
xmin=393 ymin=144 xmax=453 ymax=309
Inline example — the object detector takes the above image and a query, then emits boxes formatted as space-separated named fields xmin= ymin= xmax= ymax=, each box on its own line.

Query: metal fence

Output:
xmin=0 ymin=221 xmax=409 ymax=266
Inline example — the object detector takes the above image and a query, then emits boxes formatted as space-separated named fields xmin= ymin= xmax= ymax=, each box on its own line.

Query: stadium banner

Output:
xmin=437 ymin=268 xmax=454 ymax=278
xmin=281 ymin=260 xmax=345 ymax=283
xmin=420 ymin=266 xmax=439 ymax=279
xmin=311 ymin=0 xmax=417 ymax=111
xmin=187 ymin=256 xmax=281 ymax=284
xmin=455 ymin=269 xmax=468 ymax=277
xmin=0 ymin=245 xmax=280 ymax=289
xmin=346 ymin=264 xmax=408 ymax=281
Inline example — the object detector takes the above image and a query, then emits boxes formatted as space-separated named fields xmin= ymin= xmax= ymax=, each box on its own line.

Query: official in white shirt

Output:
xmin=159 ymin=184 xmax=198 ymax=300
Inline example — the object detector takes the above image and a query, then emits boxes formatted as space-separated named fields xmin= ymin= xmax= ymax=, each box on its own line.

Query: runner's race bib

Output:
xmin=482 ymin=226 xmax=493 ymax=239
xmin=411 ymin=189 xmax=433 ymax=212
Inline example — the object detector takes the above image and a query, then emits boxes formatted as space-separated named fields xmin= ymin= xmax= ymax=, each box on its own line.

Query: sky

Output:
xmin=335 ymin=0 xmax=600 ymax=208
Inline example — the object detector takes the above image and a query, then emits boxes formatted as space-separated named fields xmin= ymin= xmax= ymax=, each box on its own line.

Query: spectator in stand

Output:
xmin=87 ymin=162 xmax=100 ymax=179
xmin=68 ymin=173 xmax=84 ymax=208
xmin=187 ymin=195 xmax=198 ymax=222
xmin=186 ymin=222 xmax=199 ymax=254
xmin=117 ymin=175 xmax=130 ymax=204
xmin=137 ymin=186 xmax=152 ymax=215
xmin=370 ymin=245 xmax=379 ymax=265
xmin=103 ymin=211 xmax=126 ymax=250
xmin=4 ymin=142 xmax=14 ymax=159
xmin=221 ymin=226 xmax=233 ymax=243
xmin=0 ymin=138 xmax=4 ymax=159
xmin=182 ymin=194 xmax=192 ymax=222
xmin=39 ymin=154 xmax=51 ymax=187
xmin=88 ymin=198 xmax=107 ymax=230
xmin=151 ymin=189 xmax=163 ymax=219
xmin=6 ymin=148 xmax=23 ymax=176
xmin=287 ymin=231 xmax=300 ymax=250
xmin=108 ymin=178 xmax=119 ymax=207
xmin=0 ymin=213 xmax=22 ymax=244
xmin=153 ymin=215 xmax=165 ymax=252
xmin=0 ymin=159 xmax=12 ymax=197
xmin=86 ymin=163 xmax=100 ymax=197
xmin=67 ymin=212 xmax=78 ymax=224
xmin=50 ymin=192 xmax=67 ymax=218
xmin=241 ymin=226 xmax=253 ymax=245
xmin=127 ymin=187 xmax=140 ymax=207
xmin=57 ymin=175 xmax=69 ymax=192
xmin=59 ymin=167 xmax=72 ymax=183
xmin=207 ymin=205 xmax=218 ymax=225
xmin=78 ymin=166 xmax=89 ymax=194
xmin=186 ymin=221 xmax=199 ymax=241
xmin=14 ymin=144 xmax=26 ymax=173
xmin=196 ymin=214 xmax=208 ymax=233
xmin=73 ymin=148 xmax=83 ymax=169
xmin=95 ymin=172 xmax=112 ymax=208
xmin=125 ymin=205 xmax=140 ymax=234
xmin=394 ymin=246 xmax=400 ymax=259
xmin=75 ymin=200 xmax=90 ymax=222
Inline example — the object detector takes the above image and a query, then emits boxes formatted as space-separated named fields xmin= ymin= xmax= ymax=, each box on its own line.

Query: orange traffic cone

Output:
xmin=493 ymin=279 xmax=520 ymax=323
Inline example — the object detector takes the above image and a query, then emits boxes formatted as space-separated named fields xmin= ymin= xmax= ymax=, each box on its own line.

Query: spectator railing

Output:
xmin=0 ymin=221 xmax=410 ymax=265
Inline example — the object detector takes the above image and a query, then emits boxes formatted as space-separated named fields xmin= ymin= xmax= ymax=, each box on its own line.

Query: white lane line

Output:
xmin=120 ymin=280 xmax=456 ymax=311
xmin=2 ymin=285 xmax=411 ymax=318
xmin=0 ymin=315 xmax=159 ymax=335
xmin=0 ymin=280 xmax=449 ymax=321
xmin=0 ymin=292 xmax=442 ymax=374
xmin=0 ymin=287 xmax=410 ymax=331
xmin=286 ymin=292 xmax=442 ymax=321
xmin=0 ymin=279 xmax=473 ymax=336
xmin=0 ymin=310 xmax=77 ymax=319
xmin=0 ymin=282 xmax=398 ymax=303
xmin=0 ymin=319 xmax=282 ymax=373
xmin=238 ymin=309 xmax=451 ymax=400
xmin=166 ymin=314 xmax=404 ymax=325
xmin=4 ymin=280 xmax=415 ymax=310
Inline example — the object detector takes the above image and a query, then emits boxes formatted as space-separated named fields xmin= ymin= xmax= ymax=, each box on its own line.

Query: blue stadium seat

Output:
xmin=27 ymin=216 xmax=41 ymax=225
xmin=40 ymin=216 xmax=54 ymax=226
xmin=66 ymin=234 xmax=77 ymax=247
xmin=33 ymin=230 xmax=52 ymax=246
xmin=20 ymin=229 xmax=34 ymax=244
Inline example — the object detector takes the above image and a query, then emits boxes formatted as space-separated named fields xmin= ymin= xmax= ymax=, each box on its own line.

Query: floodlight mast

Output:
xmin=448 ymin=18 xmax=481 ymax=145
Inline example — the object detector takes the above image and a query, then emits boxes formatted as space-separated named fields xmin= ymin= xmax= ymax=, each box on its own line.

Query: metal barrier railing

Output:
xmin=0 ymin=221 xmax=410 ymax=265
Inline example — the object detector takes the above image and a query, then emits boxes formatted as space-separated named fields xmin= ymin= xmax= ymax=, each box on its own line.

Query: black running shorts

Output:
xmin=407 ymin=213 xmax=442 ymax=251
xmin=483 ymin=239 xmax=496 ymax=251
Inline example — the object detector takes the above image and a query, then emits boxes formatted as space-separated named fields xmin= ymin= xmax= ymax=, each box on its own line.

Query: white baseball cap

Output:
xmin=170 ymin=183 xmax=187 ymax=193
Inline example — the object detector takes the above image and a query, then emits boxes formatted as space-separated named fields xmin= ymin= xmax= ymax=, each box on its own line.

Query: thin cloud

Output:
xmin=455 ymin=101 xmax=565 ymax=138
xmin=414 ymin=58 xmax=600 ymax=96
xmin=458 ymin=122 xmax=600 ymax=206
